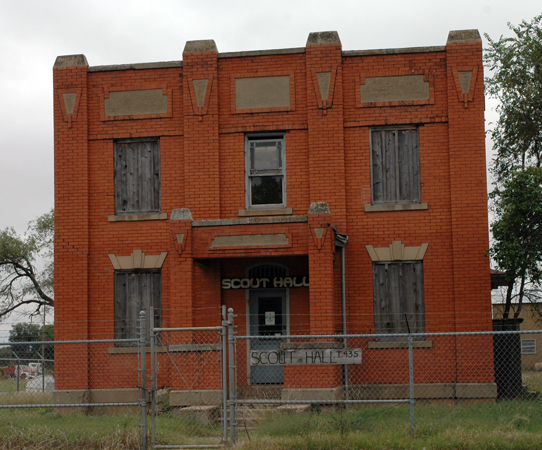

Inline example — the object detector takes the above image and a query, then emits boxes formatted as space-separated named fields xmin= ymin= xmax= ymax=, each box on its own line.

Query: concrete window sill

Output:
xmin=365 ymin=203 xmax=428 ymax=212
xmin=108 ymin=346 xmax=167 ymax=354
xmin=368 ymin=340 xmax=433 ymax=349
xmin=108 ymin=213 xmax=168 ymax=222
xmin=238 ymin=208 xmax=293 ymax=217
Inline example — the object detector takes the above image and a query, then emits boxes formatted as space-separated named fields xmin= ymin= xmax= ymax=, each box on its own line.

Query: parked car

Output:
xmin=11 ymin=365 xmax=39 ymax=379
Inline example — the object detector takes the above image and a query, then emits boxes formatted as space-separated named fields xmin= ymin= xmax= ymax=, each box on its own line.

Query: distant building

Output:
xmin=53 ymin=30 xmax=494 ymax=404
xmin=493 ymin=303 xmax=542 ymax=371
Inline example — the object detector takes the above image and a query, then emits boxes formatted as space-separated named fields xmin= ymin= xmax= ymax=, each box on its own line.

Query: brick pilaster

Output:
xmin=446 ymin=30 xmax=494 ymax=382
xmin=182 ymin=40 xmax=220 ymax=219
xmin=53 ymin=54 xmax=90 ymax=389
xmin=306 ymin=32 xmax=347 ymax=231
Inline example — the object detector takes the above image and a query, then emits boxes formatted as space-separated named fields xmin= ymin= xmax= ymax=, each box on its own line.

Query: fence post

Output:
xmin=150 ymin=306 xmax=156 ymax=448
xmin=139 ymin=310 xmax=148 ymax=450
xmin=228 ymin=308 xmax=237 ymax=445
xmin=221 ymin=306 xmax=228 ymax=444
xmin=408 ymin=334 xmax=415 ymax=435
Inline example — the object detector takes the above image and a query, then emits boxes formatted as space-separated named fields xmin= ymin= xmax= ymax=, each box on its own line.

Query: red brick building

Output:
xmin=53 ymin=30 xmax=494 ymax=403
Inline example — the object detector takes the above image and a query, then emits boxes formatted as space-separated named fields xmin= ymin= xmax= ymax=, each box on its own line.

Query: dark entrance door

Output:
xmin=249 ymin=289 xmax=286 ymax=384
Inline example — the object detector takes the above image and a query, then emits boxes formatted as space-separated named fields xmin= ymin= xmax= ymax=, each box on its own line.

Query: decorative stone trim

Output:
xmin=232 ymin=71 xmax=295 ymax=114
xmin=356 ymin=70 xmax=435 ymax=108
xmin=101 ymin=84 xmax=173 ymax=121
xmin=308 ymin=202 xmax=331 ymax=214
xmin=211 ymin=234 xmax=289 ymax=248
xmin=108 ymin=250 xmax=168 ymax=270
xmin=365 ymin=240 xmax=429 ymax=262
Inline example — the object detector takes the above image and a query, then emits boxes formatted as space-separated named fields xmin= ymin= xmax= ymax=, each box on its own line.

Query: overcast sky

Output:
xmin=0 ymin=0 xmax=540 ymax=233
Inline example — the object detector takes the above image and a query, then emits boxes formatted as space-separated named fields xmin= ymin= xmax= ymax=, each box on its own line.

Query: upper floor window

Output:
xmin=245 ymin=134 xmax=286 ymax=209
xmin=114 ymin=138 xmax=161 ymax=214
xmin=370 ymin=127 xmax=420 ymax=205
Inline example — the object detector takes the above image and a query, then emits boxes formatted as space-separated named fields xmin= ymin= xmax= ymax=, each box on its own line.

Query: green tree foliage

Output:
xmin=485 ymin=15 xmax=542 ymax=182
xmin=0 ymin=210 xmax=54 ymax=318
xmin=490 ymin=168 xmax=542 ymax=318
xmin=8 ymin=323 xmax=54 ymax=361
xmin=9 ymin=323 xmax=54 ymax=359
xmin=486 ymin=16 xmax=542 ymax=319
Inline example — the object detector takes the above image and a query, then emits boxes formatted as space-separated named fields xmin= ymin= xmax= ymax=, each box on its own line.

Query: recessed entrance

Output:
xmin=247 ymin=263 xmax=288 ymax=384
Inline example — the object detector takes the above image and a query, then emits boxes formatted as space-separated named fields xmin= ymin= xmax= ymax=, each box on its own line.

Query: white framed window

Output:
xmin=245 ymin=134 xmax=286 ymax=209
xmin=370 ymin=127 xmax=420 ymax=205
xmin=521 ymin=339 xmax=536 ymax=355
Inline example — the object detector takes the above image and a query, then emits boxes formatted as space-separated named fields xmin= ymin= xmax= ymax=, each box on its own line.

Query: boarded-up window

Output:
xmin=245 ymin=134 xmax=286 ymax=209
xmin=114 ymin=139 xmax=161 ymax=214
xmin=114 ymin=270 xmax=162 ymax=344
xmin=371 ymin=128 xmax=420 ymax=204
xmin=373 ymin=262 xmax=425 ymax=340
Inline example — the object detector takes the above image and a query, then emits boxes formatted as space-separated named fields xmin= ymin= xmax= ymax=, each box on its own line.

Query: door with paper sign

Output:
xmin=249 ymin=289 xmax=287 ymax=384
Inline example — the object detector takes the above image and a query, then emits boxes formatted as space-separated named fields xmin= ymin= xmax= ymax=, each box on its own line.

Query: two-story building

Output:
xmin=53 ymin=30 xmax=495 ymax=405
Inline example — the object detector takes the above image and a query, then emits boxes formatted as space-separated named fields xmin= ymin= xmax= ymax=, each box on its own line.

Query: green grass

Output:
xmin=0 ymin=378 xmax=26 ymax=393
xmin=237 ymin=401 xmax=542 ymax=450
xmin=0 ymin=410 xmax=140 ymax=449
xmin=523 ymin=371 xmax=542 ymax=395
xmin=0 ymin=373 xmax=541 ymax=448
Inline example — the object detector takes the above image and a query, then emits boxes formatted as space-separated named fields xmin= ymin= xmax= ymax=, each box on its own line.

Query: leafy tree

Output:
xmin=485 ymin=15 xmax=542 ymax=183
xmin=490 ymin=168 xmax=542 ymax=318
xmin=0 ymin=210 xmax=54 ymax=318
xmin=485 ymin=16 xmax=542 ymax=319
xmin=8 ymin=323 xmax=54 ymax=361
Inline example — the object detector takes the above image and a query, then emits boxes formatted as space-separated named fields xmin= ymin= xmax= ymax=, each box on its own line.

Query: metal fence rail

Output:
xmin=150 ymin=307 xmax=228 ymax=449
xmin=1 ymin=309 xmax=541 ymax=449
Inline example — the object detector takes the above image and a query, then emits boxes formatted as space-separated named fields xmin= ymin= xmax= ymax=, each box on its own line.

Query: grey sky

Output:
xmin=0 ymin=0 xmax=540 ymax=233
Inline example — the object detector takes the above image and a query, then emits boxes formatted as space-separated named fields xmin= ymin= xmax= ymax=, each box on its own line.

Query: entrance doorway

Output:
xmin=249 ymin=289 xmax=287 ymax=384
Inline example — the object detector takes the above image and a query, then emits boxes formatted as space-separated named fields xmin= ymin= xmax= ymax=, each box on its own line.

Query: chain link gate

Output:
xmin=149 ymin=307 xmax=230 ymax=449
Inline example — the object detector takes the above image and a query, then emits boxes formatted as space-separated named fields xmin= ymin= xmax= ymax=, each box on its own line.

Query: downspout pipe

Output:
xmin=335 ymin=232 xmax=349 ymax=399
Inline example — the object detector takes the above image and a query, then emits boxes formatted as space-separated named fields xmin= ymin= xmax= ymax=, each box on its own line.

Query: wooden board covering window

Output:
xmin=114 ymin=139 xmax=161 ymax=214
xmin=114 ymin=270 xmax=162 ymax=344
xmin=371 ymin=128 xmax=420 ymax=204
xmin=373 ymin=261 xmax=425 ymax=340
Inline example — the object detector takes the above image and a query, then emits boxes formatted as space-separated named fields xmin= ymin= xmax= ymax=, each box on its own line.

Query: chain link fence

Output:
xmin=149 ymin=315 xmax=227 ymax=449
xmin=0 ymin=313 xmax=147 ymax=450
xmin=1 ymin=308 xmax=542 ymax=448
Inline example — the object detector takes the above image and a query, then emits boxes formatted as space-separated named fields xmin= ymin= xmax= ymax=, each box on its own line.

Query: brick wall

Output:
xmin=54 ymin=30 xmax=492 ymax=391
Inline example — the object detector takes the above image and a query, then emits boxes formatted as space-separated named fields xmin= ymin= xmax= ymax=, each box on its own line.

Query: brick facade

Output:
xmin=53 ymin=31 xmax=492 ymax=396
